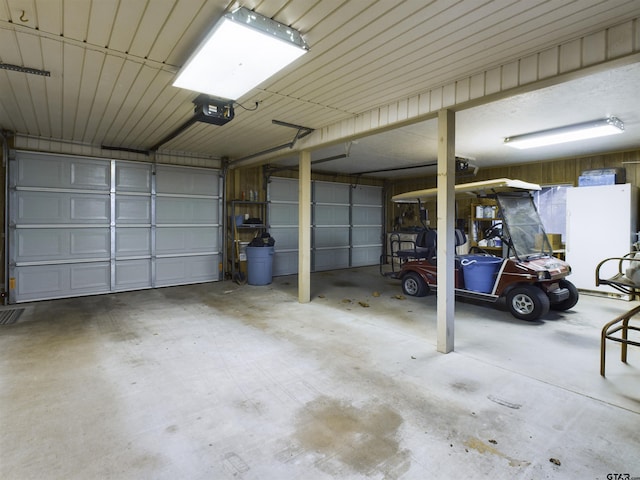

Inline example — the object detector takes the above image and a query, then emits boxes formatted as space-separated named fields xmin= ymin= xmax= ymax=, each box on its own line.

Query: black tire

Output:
xmin=550 ymin=279 xmax=579 ymax=311
xmin=506 ymin=285 xmax=550 ymax=321
xmin=402 ymin=272 xmax=428 ymax=297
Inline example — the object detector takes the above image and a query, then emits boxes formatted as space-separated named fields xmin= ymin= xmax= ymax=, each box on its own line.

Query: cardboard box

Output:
xmin=547 ymin=233 xmax=562 ymax=249
xmin=535 ymin=233 xmax=562 ymax=250
xmin=578 ymin=167 xmax=625 ymax=186
xmin=578 ymin=174 xmax=616 ymax=186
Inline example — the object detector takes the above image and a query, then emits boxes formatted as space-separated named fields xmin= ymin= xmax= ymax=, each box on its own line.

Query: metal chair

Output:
xmin=596 ymin=253 xmax=640 ymax=376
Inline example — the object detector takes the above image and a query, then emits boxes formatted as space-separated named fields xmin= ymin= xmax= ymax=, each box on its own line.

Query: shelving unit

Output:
xmin=228 ymin=200 xmax=268 ymax=282
xmin=470 ymin=199 xmax=503 ymax=256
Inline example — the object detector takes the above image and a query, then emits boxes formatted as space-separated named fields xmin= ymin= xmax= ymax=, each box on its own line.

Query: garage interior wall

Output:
xmin=2 ymin=143 xmax=639 ymax=302
xmin=386 ymin=149 xmax=640 ymax=233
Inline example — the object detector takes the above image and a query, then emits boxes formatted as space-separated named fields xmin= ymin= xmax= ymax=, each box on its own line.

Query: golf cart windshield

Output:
xmin=496 ymin=193 xmax=552 ymax=259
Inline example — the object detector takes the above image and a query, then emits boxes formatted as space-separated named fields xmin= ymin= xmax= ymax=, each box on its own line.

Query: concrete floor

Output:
xmin=1 ymin=266 xmax=638 ymax=479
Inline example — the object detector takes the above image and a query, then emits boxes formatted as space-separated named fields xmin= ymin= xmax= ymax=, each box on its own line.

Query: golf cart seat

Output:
xmin=596 ymin=252 xmax=640 ymax=376
xmin=380 ymin=228 xmax=436 ymax=276
xmin=381 ymin=228 xmax=467 ymax=276
xmin=392 ymin=229 xmax=437 ymax=261
xmin=410 ymin=228 xmax=468 ymax=264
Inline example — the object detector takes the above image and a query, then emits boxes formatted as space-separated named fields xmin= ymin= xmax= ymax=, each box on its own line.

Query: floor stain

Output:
xmin=292 ymin=396 xmax=411 ymax=478
xmin=222 ymin=452 xmax=250 ymax=476
xmin=487 ymin=394 xmax=522 ymax=409
xmin=464 ymin=436 xmax=531 ymax=468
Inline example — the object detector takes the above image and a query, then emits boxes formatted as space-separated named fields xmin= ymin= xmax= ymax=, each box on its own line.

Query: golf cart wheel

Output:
xmin=506 ymin=285 xmax=550 ymax=321
xmin=551 ymin=279 xmax=579 ymax=311
xmin=402 ymin=272 xmax=428 ymax=297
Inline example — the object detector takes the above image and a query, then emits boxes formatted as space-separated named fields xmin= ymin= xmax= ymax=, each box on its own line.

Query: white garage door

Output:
xmin=9 ymin=151 xmax=221 ymax=303
xmin=268 ymin=177 xmax=299 ymax=276
xmin=268 ymin=177 xmax=382 ymax=276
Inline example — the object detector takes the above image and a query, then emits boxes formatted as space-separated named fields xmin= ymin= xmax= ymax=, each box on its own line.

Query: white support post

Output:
xmin=298 ymin=150 xmax=311 ymax=303
xmin=436 ymin=109 xmax=456 ymax=353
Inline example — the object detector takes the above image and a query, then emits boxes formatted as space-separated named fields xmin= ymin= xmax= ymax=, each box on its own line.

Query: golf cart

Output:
xmin=384 ymin=178 xmax=578 ymax=321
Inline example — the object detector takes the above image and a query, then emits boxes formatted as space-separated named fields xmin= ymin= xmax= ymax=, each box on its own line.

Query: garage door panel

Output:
xmin=14 ymin=263 xmax=110 ymax=302
xmin=269 ymin=226 xmax=298 ymax=249
xmin=269 ymin=203 xmax=298 ymax=225
xmin=314 ymin=226 xmax=349 ymax=248
xmin=273 ymin=251 xmax=297 ymax=276
xmin=16 ymin=228 xmax=109 ymax=262
xmin=16 ymin=191 xmax=110 ymax=224
xmin=156 ymin=165 xmax=220 ymax=196
xmin=315 ymin=204 xmax=349 ymax=226
xmin=116 ymin=195 xmax=151 ymax=223
xmin=116 ymin=228 xmax=151 ymax=257
xmin=269 ymin=177 xmax=298 ymax=202
xmin=314 ymin=181 xmax=350 ymax=204
xmin=352 ymin=246 xmax=382 ymax=266
xmin=352 ymin=185 xmax=382 ymax=205
xmin=155 ymin=254 xmax=219 ymax=286
xmin=156 ymin=226 xmax=219 ymax=255
xmin=16 ymin=266 xmax=67 ymax=299
xmin=116 ymin=162 xmax=152 ymax=192
xmin=16 ymin=152 xmax=110 ymax=191
xmin=314 ymin=248 xmax=349 ymax=271
xmin=352 ymin=226 xmax=381 ymax=245
xmin=115 ymin=260 xmax=152 ymax=290
xmin=156 ymin=197 xmax=218 ymax=224
xmin=70 ymin=263 xmax=111 ymax=291
xmin=352 ymin=205 xmax=382 ymax=225
xmin=70 ymin=195 xmax=110 ymax=222
xmin=70 ymin=162 xmax=110 ymax=190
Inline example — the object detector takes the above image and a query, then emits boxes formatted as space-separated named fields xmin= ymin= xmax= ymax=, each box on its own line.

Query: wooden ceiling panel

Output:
xmin=0 ymin=0 xmax=639 ymax=169
xmin=106 ymin=65 xmax=168 ymax=146
xmin=306 ymin=1 xmax=628 ymax=114
xmin=61 ymin=43 xmax=85 ymax=139
xmin=85 ymin=1 xmax=119 ymax=47
xmin=62 ymin=0 xmax=91 ymax=42
xmin=117 ymin=70 xmax=177 ymax=148
xmin=106 ymin=1 xmax=148 ymax=54
xmin=0 ymin=68 xmax=26 ymax=133
xmin=0 ymin=25 xmax=20 ymax=63
xmin=270 ymin=0 xmax=324 ymax=29
xmin=41 ymin=36 xmax=63 ymax=139
xmin=74 ymin=49 xmax=108 ymax=141
xmin=154 ymin=0 xmax=222 ymax=65
xmin=93 ymin=60 xmax=145 ymax=146
xmin=128 ymin=1 xmax=177 ymax=59
xmin=33 ymin=0 xmax=62 ymax=35
xmin=83 ymin=54 xmax=124 ymax=145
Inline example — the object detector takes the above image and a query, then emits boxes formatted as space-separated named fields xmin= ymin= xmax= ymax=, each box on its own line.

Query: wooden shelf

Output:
xmin=470 ymin=200 xmax=503 ymax=255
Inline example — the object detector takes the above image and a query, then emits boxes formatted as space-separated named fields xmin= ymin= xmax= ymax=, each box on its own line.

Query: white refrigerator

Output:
xmin=565 ymin=183 xmax=638 ymax=295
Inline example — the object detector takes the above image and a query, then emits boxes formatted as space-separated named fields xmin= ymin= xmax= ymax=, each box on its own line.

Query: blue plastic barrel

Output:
xmin=460 ymin=255 xmax=503 ymax=293
xmin=246 ymin=246 xmax=275 ymax=285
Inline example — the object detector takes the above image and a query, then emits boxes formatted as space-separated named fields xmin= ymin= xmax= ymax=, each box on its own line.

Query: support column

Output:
xmin=298 ymin=150 xmax=311 ymax=303
xmin=436 ymin=109 xmax=456 ymax=353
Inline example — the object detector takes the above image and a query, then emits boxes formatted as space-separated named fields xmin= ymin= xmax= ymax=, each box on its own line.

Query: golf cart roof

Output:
xmin=392 ymin=178 xmax=541 ymax=203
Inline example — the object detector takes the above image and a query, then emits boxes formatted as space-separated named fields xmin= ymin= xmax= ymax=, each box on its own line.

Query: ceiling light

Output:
xmin=504 ymin=117 xmax=624 ymax=149
xmin=173 ymin=7 xmax=308 ymax=100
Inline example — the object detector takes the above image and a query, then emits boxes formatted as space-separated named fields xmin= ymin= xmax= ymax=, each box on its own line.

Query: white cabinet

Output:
xmin=566 ymin=184 xmax=638 ymax=295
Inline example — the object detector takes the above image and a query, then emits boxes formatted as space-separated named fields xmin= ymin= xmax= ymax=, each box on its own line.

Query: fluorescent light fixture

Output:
xmin=173 ymin=7 xmax=308 ymax=100
xmin=504 ymin=117 xmax=624 ymax=149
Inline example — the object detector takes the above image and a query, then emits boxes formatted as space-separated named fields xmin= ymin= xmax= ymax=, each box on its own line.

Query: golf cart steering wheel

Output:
xmin=484 ymin=222 xmax=503 ymax=240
